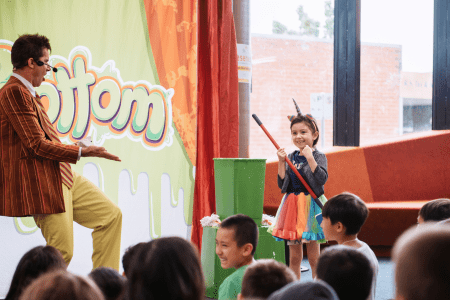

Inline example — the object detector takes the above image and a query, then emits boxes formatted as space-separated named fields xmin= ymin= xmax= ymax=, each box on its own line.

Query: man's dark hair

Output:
xmin=127 ymin=237 xmax=204 ymax=300
xmin=11 ymin=34 xmax=51 ymax=70
xmin=241 ymin=259 xmax=296 ymax=299
xmin=89 ymin=267 xmax=126 ymax=300
xmin=220 ymin=214 xmax=259 ymax=256
xmin=419 ymin=198 xmax=450 ymax=222
xmin=322 ymin=192 xmax=369 ymax=235
xmin=317 ymin=245 xmax=373 ymax=300
xmin=5 ymin=246 xmax=66 ymax=300
xmin=122 ymin=242 xmax=146 ymax=276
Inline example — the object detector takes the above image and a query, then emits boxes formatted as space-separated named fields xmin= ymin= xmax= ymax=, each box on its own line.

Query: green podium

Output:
xmin=201 ymin=159 xmax=285 ymax=299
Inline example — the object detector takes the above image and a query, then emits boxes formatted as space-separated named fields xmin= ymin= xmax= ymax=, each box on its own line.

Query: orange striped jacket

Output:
xmin=0 ymin=76 xmax=79 ymax=217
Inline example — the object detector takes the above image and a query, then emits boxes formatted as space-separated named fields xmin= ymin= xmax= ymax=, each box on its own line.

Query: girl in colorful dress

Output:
xmin=271 ymin=101 xmax=328 ymax=280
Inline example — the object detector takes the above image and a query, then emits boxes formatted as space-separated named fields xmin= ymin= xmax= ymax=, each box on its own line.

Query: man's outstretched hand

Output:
xmin=81 ymin=146 xmax=121 ymax=162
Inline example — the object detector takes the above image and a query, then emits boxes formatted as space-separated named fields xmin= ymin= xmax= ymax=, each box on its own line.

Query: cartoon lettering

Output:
xmin=37 ymin=46 xmax=174 ymax=150
xmin=92 ymin=79 xmax=121 ymax=122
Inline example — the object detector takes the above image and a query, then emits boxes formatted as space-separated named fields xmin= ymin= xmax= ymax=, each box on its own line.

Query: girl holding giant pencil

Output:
xmin=271 ymin=100 xmax=328 ymax=280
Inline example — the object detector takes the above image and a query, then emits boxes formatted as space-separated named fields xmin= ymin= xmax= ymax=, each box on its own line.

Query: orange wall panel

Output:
xmin=325 ymin=147 xmax=374 ymax=202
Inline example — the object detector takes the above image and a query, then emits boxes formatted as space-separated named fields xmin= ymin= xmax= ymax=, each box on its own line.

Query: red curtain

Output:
xmin=191 ymin=0 xmax=239 ymax=251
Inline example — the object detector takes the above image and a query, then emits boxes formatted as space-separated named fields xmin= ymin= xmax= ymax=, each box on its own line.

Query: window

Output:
xmin=360 ymin=0 xmax=433 ymax=144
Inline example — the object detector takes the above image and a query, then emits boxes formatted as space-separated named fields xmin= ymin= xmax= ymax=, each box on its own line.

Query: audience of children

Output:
xmin=267 ymin=280 xmax=338 ymax=300
xmin=272 ymin=103 xmax=328 ymax=280
xmin=417 ymin=198 xmax=450 ymax=224
xmin=238 ymin=259 xmax=296 ymax=300
xmin=320 ymin=192 xmax=379 ymax=300
xmin=316 ymin=245 xmax=373 ymax=300
xmin=126 ymin=236 xmax=205 ymax=300
xmin=88 ymin=267 xmax=126 ymax=300
xmin=5 ymin=245 xmax=67 ymax=300
xmin=5 ymin=196 xmax=450 ymax=300
xmin=19 ymin=270 xmax=104 ymax=300
xmin=215 ymin=214 xmax=259 ymax=300
xmin=393 ymin=224 xmax=450 ymax=300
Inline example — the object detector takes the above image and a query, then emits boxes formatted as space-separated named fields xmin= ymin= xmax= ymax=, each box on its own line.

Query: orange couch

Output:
xmin=263 ymin=130 xmax=450 ymax=253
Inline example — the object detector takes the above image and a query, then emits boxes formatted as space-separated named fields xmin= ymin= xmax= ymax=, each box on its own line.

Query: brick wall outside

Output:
xmin=249 ymin=34 xmax=402 ymax=160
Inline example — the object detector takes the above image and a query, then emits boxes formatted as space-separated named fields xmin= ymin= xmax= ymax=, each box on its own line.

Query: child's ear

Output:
xmin=243 ymin=243 xmax=253 ymax=256
xmin=335 ymin=222 xmax=345 ymax=233
xmin=312 ymin=130 xmax=319 ymax=141
xmin=237 ymin=293 xmax=243 ymax=300
xmin=395 ymin=294 xmax=406 ymax=300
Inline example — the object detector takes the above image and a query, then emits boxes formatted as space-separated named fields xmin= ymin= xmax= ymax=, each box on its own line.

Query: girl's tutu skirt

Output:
xmin=269 ymin=192 xmax=326 ymax=243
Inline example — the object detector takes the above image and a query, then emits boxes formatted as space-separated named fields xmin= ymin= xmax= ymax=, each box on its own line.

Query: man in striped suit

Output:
xmin=0 ymin=34 xmax=122 ymax=270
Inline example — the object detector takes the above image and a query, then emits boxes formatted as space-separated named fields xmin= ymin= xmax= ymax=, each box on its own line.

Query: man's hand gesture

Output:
xmin=81 ymin=146 xmax=121 ymax=162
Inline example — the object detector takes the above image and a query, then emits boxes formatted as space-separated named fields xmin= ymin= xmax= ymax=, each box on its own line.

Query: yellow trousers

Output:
xmin=34 ymin=172 xmax=122 ymax=271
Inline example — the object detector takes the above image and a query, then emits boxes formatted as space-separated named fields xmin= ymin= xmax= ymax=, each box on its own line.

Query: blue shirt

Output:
xmin=287 ymin=151 xmax=310 ymax=195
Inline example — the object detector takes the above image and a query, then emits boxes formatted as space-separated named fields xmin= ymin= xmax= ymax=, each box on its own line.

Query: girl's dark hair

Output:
xmin=11 ymin=34 xmax=51 ymax=70
xmin=419 ymin=198 xmax=450 ymax=222
xmin=127 ymin=237 xmax=205 ymax=300
xmin=5 ymin=245 xmax=66 ymax=300
xmin=290 ymin=115 xmax=320 ymax=146
xmin=89 ymin=267 xmax=126 ymax=300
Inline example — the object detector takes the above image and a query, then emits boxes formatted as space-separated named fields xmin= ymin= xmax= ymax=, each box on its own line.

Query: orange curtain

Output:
xmin=191 ymin=0 xmax=239 ymax=251
xmin=143 ymin=0 xmax=198 ymax=166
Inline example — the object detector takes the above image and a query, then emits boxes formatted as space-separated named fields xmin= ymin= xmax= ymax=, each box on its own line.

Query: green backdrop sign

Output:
xmin=0 ymin=0 xmax=197 ymax=289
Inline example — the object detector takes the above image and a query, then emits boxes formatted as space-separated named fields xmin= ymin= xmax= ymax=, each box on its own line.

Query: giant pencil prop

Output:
xmin=252 ymin=114 xmax=325 ymax=209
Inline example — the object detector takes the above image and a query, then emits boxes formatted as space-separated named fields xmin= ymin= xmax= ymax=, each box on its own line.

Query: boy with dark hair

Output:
xmin=417 ymin=198 xmax=450 ymax=224
xmin=320 ymin=192 xmax=378 ymax=300
xmin=216 ymin=214 xmax=259 ymax=300
xmin=267 ymin=280 xmax=338 ymax=300
xmin=317 ymin=245 xmax=373 ymax=300
xmin=238 ymin=259 xmax=296 ymax=300
xmin=121 ymin=242 xmax=146 ymax=277
xmin=89 ymin=267 xmax=126 ymax=300
xmin=393 ymin=224 xmax=450 ymax=300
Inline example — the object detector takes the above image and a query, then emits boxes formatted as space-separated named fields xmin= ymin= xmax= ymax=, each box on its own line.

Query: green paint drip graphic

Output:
xmin=12 ymin=126 xmax=194 ymax=237
xmin=71 ymin=127 xmax=195 ymax=239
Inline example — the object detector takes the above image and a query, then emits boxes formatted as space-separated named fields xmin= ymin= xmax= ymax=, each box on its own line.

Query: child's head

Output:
xmin=121 ymin=242 xmax=146 ymax=277
xmin=290 ymin=115 xmax=320 ymax=148
xmin=5 ymin=245 xmax=67 ymax=300
xmin=316 ymin=245 xmax=373 ymax=300
xmin=19 ymin=270 xmax=103 ymax=300
xmin=88 ymin=267 xmax=126 ymax=300
xmin=393 ymin=224 xmax=450 ymax=300
xmin=267 ymin=280 xmax=338 ymax=300
xmin=418 ymin=198 xmax=450 ymax=224
xmin=238 ymin=259 xmax=296 ymax=300
xmin=216 ymin=214 xmax=258 ymax=269
xmin=321 ymin=192 xmax=368 ymax=240
xmin=127 ymin=237 xmax=204 ymax=300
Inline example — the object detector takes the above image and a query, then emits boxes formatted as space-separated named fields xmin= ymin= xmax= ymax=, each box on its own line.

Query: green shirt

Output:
xmin=218 ymin=265 xmax=249 ymax=300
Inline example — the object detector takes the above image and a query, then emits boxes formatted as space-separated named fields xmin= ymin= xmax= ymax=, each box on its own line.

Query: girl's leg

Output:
xmin=289 ymin=243 xmax=303 ymax=280
xmin=305 ymin=241 xmax=320 ymax=278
